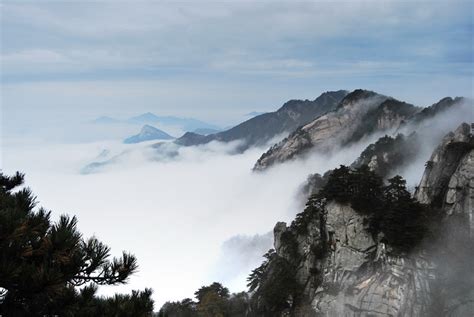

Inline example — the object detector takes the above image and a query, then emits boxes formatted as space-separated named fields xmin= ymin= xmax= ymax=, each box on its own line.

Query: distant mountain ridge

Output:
xmin=91 ymin=116 xmax=121 ymax=124
xmin=124 ymin=125 xmax=174 ymax=144
xmin=92 ymin=113 xmax=220 ymax=133
xmin=192 ymin=128 xmax=221 ymax=136
xmin=174 ymin=90 xmax=349 ymax=149
xmin=127 ymin=113 xmax=220 ymax=132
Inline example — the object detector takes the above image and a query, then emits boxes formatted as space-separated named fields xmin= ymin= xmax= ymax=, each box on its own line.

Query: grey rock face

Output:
xmin=254 ymin=90 xmax=419 ymax=171
xmin=254 ymin=93 xmax=469 ymax=171
xmin=415 ymin=123 xmax=472 ymax=207
xmin=311 ymin=201 xmax=436 ymax=316
xmin=273 ymin=202 xmax=436 ymax=317
xmin=269 ymin=123 xmax=473 ymax=316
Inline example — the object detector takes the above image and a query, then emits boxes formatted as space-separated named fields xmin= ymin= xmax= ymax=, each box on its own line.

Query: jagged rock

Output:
xmin=263 ymin=123 xmax=473 ymax=316
xmin=444 ymin=149 xmax=474 ymax=219
xmin=254 ymin=90 xmax=419 ymax=171
xmin=273 ymin=200 xmax=436 ymax=316
xmin=407 ymin=97 xmax=466 ymax=125
xmin=254 ymin=93 xmax=469 ymax=171
xmin=415 ymin=123 xmax=472 ymax=207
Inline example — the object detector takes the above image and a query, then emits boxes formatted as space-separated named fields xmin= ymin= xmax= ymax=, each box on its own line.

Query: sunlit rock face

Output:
xmin=268 ymin=123 xmax=473 ymax=316
xmin=254 ymin=89 xmax=419 ymax=171
xmin=254 ymin=92 xmax=467 ymax=172
xmin=274 ymin=203 xmax=436 ymax=316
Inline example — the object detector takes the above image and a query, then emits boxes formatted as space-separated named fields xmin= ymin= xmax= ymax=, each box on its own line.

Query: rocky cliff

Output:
xmin=253 ymin=123 xmax=473 ymax=316
xmin=254 ymin=90 xmax=419 ymax=170
xmin=254 ymin=92 xmax=466 ymax=171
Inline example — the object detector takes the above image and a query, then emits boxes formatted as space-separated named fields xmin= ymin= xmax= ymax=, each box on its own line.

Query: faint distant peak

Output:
xmin=92 ymin=116 xmax=120 ymax=124
xmin=245 ymin=111 xmax=267 ymax=118
xmin=128 ymin=112 xmax=160 ymax=123
xmin=124 ymin=124 xmax=174 ymax=144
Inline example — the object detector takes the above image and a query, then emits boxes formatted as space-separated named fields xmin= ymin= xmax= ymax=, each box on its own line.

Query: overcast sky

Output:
xmin=1 ymin=0 xmax=473 ymax=307
xmin=1 ymin=0 xmax=473 ymax=128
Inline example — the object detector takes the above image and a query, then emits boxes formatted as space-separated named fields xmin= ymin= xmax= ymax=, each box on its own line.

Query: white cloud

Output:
xmin=1 ymin=126 xmax=400 ymax=307
xmin=2 ymin=96 xmax=471 ymax=307
xmin=1 ymin=139 xmax=308 ymax=306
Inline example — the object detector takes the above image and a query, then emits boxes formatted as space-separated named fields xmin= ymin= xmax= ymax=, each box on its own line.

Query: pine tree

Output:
xmin=0 ymin=172 xmax=154 ymax=316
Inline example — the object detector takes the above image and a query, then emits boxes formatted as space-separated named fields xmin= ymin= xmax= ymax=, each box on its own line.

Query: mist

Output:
xmin=1 ymin=137 xmax=306 ymax=307
xmin=2 ymin=98 xmax=471 ymax=308
xmin=0 ymin=125 xmax=385 ymax=308
xmin=396 ymin=100 xmax=473 ymax=188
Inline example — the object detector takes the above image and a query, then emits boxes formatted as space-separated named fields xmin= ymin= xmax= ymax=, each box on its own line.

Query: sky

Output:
xmin=1 ymin=0 xmax=473 ymax=133
xmin=1 ymin=0 xmax=473 ymax=309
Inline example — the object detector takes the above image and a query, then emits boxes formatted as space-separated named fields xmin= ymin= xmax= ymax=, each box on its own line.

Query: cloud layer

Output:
xmin=2 ymin=0 xmax=473 ymax=131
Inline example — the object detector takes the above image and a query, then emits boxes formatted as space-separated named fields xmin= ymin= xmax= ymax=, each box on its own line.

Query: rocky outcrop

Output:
xmin=414 ymin=123 xmax=474 ymax=317
xmin=254 ymin=93 xmax=471 ymax=171
xmin=254 ymin=90 xmax=419 ymax=171
xmin=260 ymin=123 xmax=473 ymax=316
xmin=407 ymin=97 xmax=467 ymax=125
xmin=415 ymin=123 xmax=472 ymax=208
xmin=273 ymin=201 xmax=437 ymax=316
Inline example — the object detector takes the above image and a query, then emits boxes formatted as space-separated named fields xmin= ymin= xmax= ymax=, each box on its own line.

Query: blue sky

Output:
xmin=1 ymin=0 xmax=473 ymax=129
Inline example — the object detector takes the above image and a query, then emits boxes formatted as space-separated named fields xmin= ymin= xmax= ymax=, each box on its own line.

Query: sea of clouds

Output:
xmin=1 ymin=131 xmax=376 ymax=307
xmin=1 ymin=99 xmax=471 ymax=307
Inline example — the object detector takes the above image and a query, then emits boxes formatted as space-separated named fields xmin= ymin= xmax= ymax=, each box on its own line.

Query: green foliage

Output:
xmin=159 ymin=298 xmax=197 ymax=317
xmin=378 ymin=176 xmax=430 ymax=252
xmin=319 ymin=165 xmax=352 ymax=203
xmin=195 ymin=282 xmax=230 ymax=303
xmin=294 ymin=166 xmax=431 ymax=253
xmin=247 ymin=250 xmax=299 ymax=315
xmin=0 ymin=172 xmax=153 ymax=316
xmin=194 ymin=282 xmax=230 ymax=317
xmin=159 ymin=285 xmax=251 ymax=317
xmin=320 ymin=166 xmax=431 ymax=252
xmin=292 ymin=194 xmax=325 ymax=235
xmin=72 ymin=286 xmax=154 ymax=317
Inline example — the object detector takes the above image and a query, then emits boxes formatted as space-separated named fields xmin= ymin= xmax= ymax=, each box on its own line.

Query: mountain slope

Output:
xmin=254 ymin=89 xmax=416 ymax=170
xmin=302 ymin=132 xmax=420 ymax=198
xmin=192 ymin=128 xmax=221 ymax=135
xmin=173 ymin=90 xmax=348 ymax=150
xmin=123 ymin=125 xmax=174 ymax=144
xmin=254 ymin=90 xmax=467 ymax=171
xmin=251 ymin=123 xmax=473 ymax=316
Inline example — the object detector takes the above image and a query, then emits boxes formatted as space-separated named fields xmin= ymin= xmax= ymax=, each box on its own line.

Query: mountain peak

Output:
xmin=173 ymin=90 xmax=348 ymax=149
xmin=141 ymin=124 xmax=159 ymax=132
xmin=124 ymin=125 xmax=174 ymax=144
xmin=338 ymin=89 xmax=381 ymax=106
